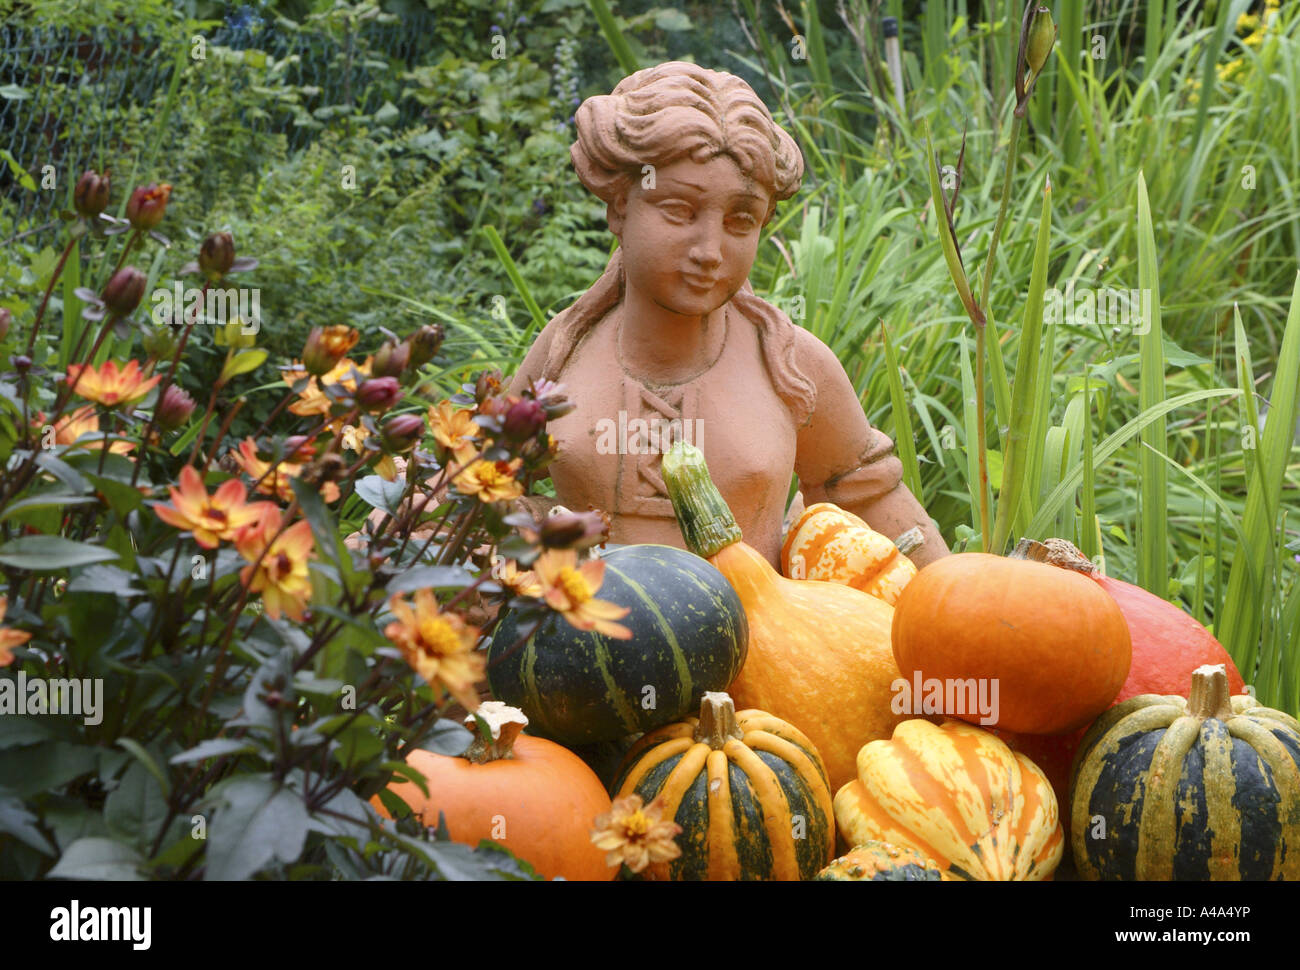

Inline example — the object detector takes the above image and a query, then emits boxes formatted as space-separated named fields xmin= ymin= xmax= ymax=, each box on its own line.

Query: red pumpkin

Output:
xmin=998 ymin=539 xmax=1247 ymax=824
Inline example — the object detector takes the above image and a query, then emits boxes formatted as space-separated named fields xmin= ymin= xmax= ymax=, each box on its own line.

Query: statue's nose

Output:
xmin=687 ymin=219 xmax=724 ymax=269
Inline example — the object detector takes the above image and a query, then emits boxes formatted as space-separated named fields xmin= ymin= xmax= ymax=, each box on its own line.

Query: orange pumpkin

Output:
xmin=997 ymin=537 xmax=1248 ymax=829
xmin=891 ymin=551 xmax=1131 ymax=734
xmin=373 ymin=703 xmax=617 ymax=881
xmin=662 ymin=443 xmax=908 ymax=792
xmin=780 ymin=502 xmax=919 ymax=605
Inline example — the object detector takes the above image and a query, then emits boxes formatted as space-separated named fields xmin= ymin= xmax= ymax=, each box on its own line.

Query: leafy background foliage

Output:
xmin=0 ymin=0 xmax=1297 ymax=879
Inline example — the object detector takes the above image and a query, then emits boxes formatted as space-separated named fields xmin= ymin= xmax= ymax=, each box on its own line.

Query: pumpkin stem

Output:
xmin=662 ymin=442 xmax=743 ymax=558
xmin=1186 ymin=664 xmax=1234 ymax=722
xmin=693 ymin=691 xmax=744 ymax=749
xmin=894 ymin=526 xmax=925 ymax=556
xmin=1009 ymin=537 xmax=1097 ymax=575
xmin=461 ymin=701 xmax=529 ymax=764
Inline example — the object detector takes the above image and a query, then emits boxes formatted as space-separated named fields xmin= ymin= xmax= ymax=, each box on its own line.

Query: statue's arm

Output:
xmin=792 ymin=329 xmax=950 ymax=568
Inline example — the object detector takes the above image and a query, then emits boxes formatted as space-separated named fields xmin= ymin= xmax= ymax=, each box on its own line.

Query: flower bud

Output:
xmin=407 ymin=323 xmax=444 ymax=369
xmin=11 ymin=354 xmax=32 ymax=373
xmin=125 ymin=183 xmax=172 ymax=231
xmin=356 ymin=376 xmax=402 ymax=412
xmin=198 ymin=231 xmax=236 ymax=281
xmin=301 ymin=452 xmax=347 ymax=488
xmin=371 ymin=337 xmax=410 ymax=379
xmin=156 ymin=384 xmax=196 ymax=430
xmin=380 ymin=413 xmax=425 ymax=452
xmin=142 ymin=323 xmax=179 ymax=361
xmin=540 ymin=508 xmax=609 ymax=550
xmin=216 ymin=318 xmax=258 ymax=350
xmin=0 ymin=308 xmax=11 ymax=341
xmin=73 ymin=170 xmax=111 ymax=219
xmin=1025 ymin=6 xmax=1056 ymax=77
xmin=102 ymin=266 xmax=147 ymax=316
xmin=502 ymin=396 xmax=546 ymax=442
xmin=302 ymin=325 xmax=358 ymax=376
xmin=475 ymin=368 xmax=504 ymax=405
xmin=283 ymin=435 xmax=318 ymax=462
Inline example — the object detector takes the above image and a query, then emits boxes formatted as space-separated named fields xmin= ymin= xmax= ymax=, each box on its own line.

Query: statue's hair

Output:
xmin=542 ymin=63 xmax=815 ymax=427
xmin=570 ymin=60 xmax=804 ymax=212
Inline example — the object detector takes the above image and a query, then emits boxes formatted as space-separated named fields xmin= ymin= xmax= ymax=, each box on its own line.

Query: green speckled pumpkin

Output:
xmin=612 ymin=692 xmax=834 ymax=880
xmin=487 ymin=545 xmax=747 ymax=745
xmin=816 ymin=841 xmax=944 ymax=881
xmin=1071 ymin=664 xmax=1300 ymax=880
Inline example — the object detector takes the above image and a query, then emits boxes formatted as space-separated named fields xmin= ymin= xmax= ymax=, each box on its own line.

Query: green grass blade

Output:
xmin=1025 ymin=387 xmax=1240 ymax=538
xmin=1220 ymin=273 xmax=1300 ymax=688
xmin=990 ymin=175 xmax=1052 ymax=555
xmin=880 ymin=321 xmax=921 ymax=502
xmin=1135 ymin=171 xmax=1168 ymax=594
xmin=586 ymin=0 xmax=640 ymax=75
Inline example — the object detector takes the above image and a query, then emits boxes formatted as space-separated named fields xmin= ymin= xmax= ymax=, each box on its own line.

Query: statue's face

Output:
xmin=612 ymin=154 xmax=772 ymax=319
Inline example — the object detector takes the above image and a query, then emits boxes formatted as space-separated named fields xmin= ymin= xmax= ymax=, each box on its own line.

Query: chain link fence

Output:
xmin=0 ymin=10 xmax=443 ymax=243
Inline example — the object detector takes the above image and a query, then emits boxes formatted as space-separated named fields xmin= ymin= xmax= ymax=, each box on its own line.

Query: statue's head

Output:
xmin=571 ymin=62 xmax=804 ymax=319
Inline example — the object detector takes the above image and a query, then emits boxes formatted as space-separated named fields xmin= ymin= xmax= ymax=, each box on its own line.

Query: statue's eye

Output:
xmin=657 ymin=201 xmax=693 ymax=222
xmin=726 ymin=211 xmax=759 ymax=233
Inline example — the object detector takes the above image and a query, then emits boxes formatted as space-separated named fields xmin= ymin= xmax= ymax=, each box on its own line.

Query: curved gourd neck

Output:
xmin=661 ymin=442 xmax=744 ymax=558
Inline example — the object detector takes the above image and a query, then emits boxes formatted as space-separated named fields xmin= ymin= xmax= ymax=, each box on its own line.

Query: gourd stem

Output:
xmin=693 ymin=691 xmax=744 ymax=749
xmin=894 ymin=526 xmax=925 ymax=556
xmin=1009 ymin=536 xmax=1097 ymax=575
xmin=1186 ymin=664 xmax=1234 ymax=722
xmin=662 ymin=442 xmax=743 ymax=558
xmin=462 ymin=702 xmax=529 ymax=763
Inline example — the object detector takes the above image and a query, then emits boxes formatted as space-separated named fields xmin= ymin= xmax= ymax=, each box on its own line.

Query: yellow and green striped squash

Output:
xmin=834 ymin=718 xmax=1063 ymax=881
xmin=1070 ymin=664 xmax=1300 ymax=880
xmin=612 ymin=692 xmax=834 ymax=880
xmin=815 ymin=841 xmax=943 ymax=881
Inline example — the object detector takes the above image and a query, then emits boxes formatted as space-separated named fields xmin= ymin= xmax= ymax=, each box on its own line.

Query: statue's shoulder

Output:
xmin=787 ymin=322 xmax=839 ymax=377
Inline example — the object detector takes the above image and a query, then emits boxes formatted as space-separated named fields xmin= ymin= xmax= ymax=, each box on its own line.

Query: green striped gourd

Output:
xmin=612 ymin=691 xmax=834 ymax=880
xmin=1071 ymin=664 xmax=1300 ymax=880
xmin=487 ymin=544 xmax=747 ymax=745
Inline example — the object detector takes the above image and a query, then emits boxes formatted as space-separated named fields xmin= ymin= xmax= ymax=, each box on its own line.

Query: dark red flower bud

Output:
xmin=0 ymin=307 xmax=11 ymax=341
xmin=11 ymin=354 xmax=32 ymax=373
xmin=73 ymin=170 xmax=111 ymax=219
xmin=356 ymin=376 xmax=402 ymax=412
xmin=408 ymin=323 xmax=444 ymax=369
xmin=540 ymin=508 xmax=609 ymax=550
xmin=283 ymin=435 xmax=318 ymax=462
xmin=156 ymin=384 xmax=196 ymax=430
xmin=474 ymin=369 xmax=503 ymax=405
xmin=125 ymin=183 xmax=172 ymax=231
xmin=380 ymin=413 xmax=425 ymax=453
xmin=371 ymin=338 xmax=410 ymax=379
xmin=502 ymin=396 xmax=546 ymax=441
xmin=198 ymin=231 xmax=235 ymax=280
xmin=102 ymin=266 xmax=147 ymax=316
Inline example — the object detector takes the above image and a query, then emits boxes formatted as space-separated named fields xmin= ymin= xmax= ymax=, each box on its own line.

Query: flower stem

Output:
xmin=25 ymin=233 xmax=79 ymax=358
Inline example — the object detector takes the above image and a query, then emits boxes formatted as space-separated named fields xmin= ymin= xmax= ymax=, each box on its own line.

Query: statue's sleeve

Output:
xmin=792 ymin=332 xmax=950 ymax=568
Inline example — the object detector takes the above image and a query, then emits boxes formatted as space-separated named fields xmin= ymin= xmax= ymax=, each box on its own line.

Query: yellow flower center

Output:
xmin=478 ymin=462 xmax=513 ymax=488
xmin=622 ymin=810 xmax=651 ymax=838
xmin=419 ymin=616 xmax=463 ymax=658
xmin=556 ymin=566 xmax=592 ymax=606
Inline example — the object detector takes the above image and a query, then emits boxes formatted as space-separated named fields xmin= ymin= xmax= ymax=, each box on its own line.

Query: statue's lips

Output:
xmin=681 ymin=272 xmax=720 ymax=289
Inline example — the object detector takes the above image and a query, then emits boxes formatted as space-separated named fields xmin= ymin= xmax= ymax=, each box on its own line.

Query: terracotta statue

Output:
xmin=507 ymin=61 xmax=949 ymax=569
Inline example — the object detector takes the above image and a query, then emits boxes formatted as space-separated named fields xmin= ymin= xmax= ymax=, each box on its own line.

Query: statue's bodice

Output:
xmin=546 ymin=303 xmax=798 ymax=566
